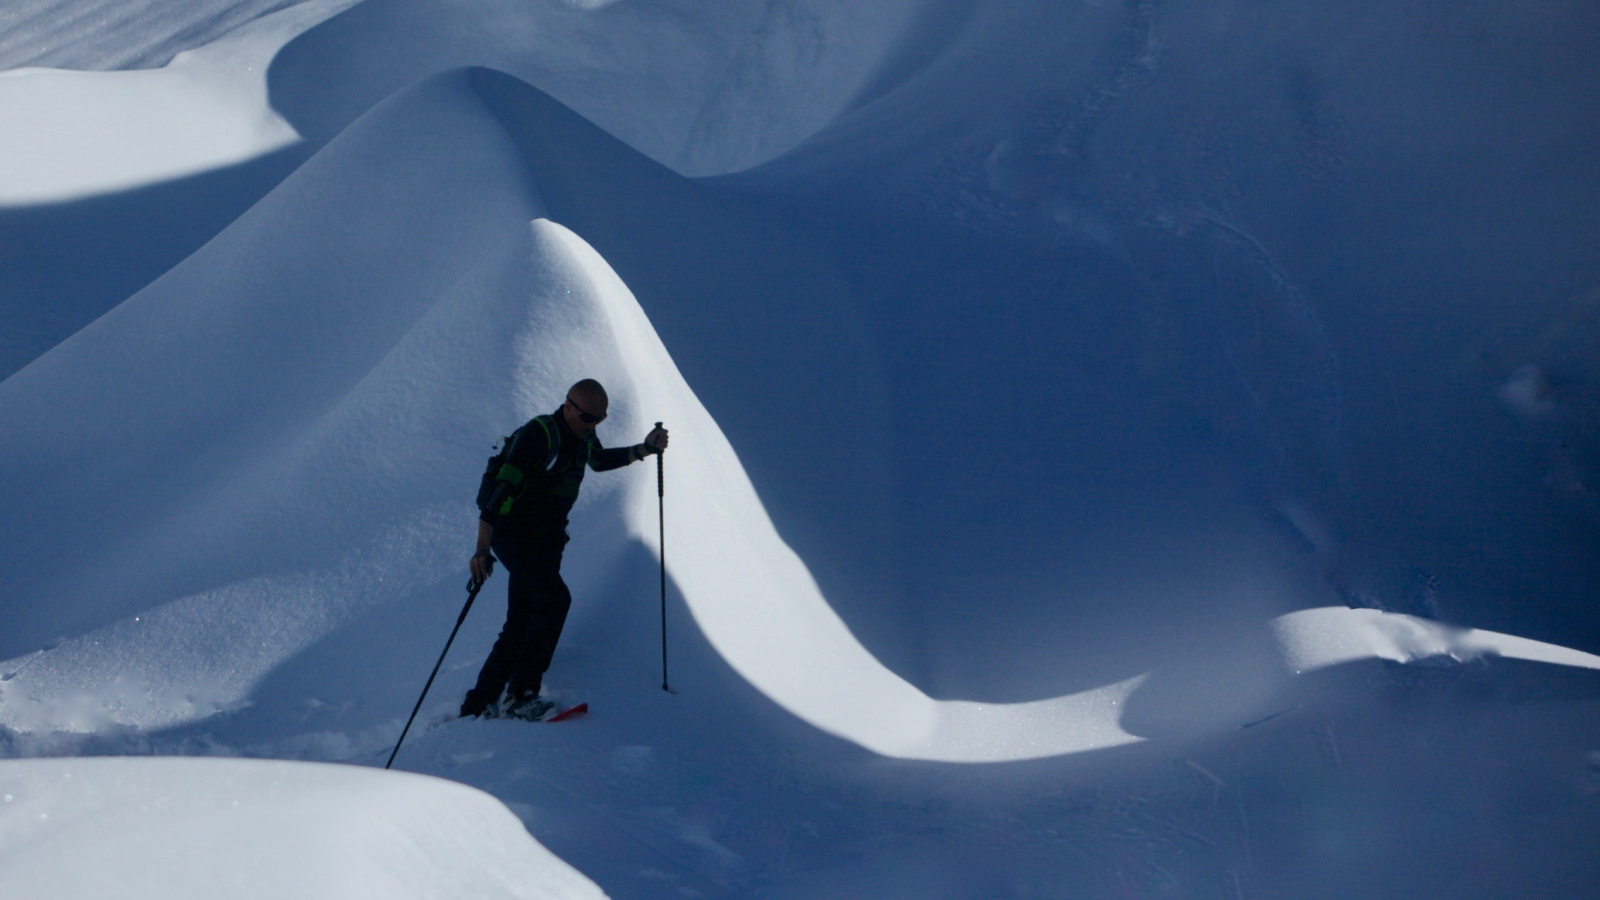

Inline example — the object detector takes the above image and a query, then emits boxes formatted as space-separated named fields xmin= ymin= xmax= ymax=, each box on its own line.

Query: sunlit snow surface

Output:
xmin=0 ymin=3 xmax=1597 ymax=766
xmin=1273 ymin=606 xmax=1600 ymax=674
xmin=0 ymin=0 xmax=357 ymax=206
xmin=0 ymin=757 xmax=605 ymax=899
xmin=4 ymin=211 xmax=1594 ymax=763
xmin=0 ymin=212 xmax=1151 ymax=762
xmin=3 ymin=1 xmax=1600 ymax=897
xmin=536 ymin=221 xmax=1154 ymax=762
xmin=0 ymin=0 xmax=330 ymax=70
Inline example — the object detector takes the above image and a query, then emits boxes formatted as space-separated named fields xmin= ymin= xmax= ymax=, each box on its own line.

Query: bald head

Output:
xmin=568 ymin=379 xmax=607 ymax=410
xmin=563 ymin=379 xmax=609 ymax=435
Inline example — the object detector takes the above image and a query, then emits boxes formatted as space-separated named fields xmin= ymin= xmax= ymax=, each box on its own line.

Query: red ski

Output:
xmin=545 ymin=702 xmax=588 ymax=723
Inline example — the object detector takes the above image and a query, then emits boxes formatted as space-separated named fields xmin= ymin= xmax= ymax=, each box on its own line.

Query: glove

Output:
xmin=643 ymin=424 xmax=669 ymax=454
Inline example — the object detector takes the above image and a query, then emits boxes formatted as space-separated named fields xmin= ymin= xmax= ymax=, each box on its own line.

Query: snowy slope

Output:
xmin=3 ymin=2 xmax=1600 ymax=898
xmin=0 ymin=67 xmax=1198 ymax=761
xmin=0 ymin=0 xmax=358 ymax=207
xmin=7 ymin=60 xmax=1589 ymax=764
xmin=0 ymin=0 xmax=355 ymax=384
xmin=0 ymin=757 xmax=605 ymax=899
xmin=263 ymin=0 xmax=930 ymax=176
xmin=0 ymin=69 xmax=552 ymax=732
xmin=0 ymin=0 xmax=928 ymax=393
xmin=0 ymin=0 xmax=327 ymax=71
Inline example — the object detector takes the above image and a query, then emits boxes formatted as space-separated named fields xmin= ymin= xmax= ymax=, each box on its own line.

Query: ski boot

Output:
xmin=503 ymin=696 xmax=555 ymax=721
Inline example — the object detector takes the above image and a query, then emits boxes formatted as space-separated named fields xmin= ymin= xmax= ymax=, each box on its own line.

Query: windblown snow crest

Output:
xmin=0 ymin=67 xmax=1150 ymax=762
xmin=4 ymin=67 xmax=1597 ymax=769
xmin=0 ymin=69 xmax=552 ymax=733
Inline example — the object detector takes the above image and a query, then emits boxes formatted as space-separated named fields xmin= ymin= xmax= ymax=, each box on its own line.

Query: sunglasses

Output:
xmin=566 ymin=396 xmax=606 ymax=425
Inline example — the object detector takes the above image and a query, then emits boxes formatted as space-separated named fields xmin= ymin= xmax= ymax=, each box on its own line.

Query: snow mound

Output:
xmin=0 ymin=0 xmax=357 ymax=206
xmin=0 ymin=756 xmax=605 ymax=899
xmin=266 ymin=0 xmax=930 ymax=175
xmin=0 ymin=69 xmax=553 ymax=730
xmin=0 ymin=0 xmax=330 ymax=71
xmin=0 ymin=66 xmax=1147 ymax=763
xmin=5 ymin=65 xmax=1598 ymax=770
xmin=1273 ymin=606 xmax=1600 ymax=674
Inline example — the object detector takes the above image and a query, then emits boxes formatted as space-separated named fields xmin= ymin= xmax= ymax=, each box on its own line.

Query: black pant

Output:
xmin=463 ymin=530 xmax=571 ymax=714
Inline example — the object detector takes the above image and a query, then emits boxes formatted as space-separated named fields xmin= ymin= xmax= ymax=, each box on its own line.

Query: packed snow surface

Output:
xmin=0 ymin=756 xmax=606 ymax=899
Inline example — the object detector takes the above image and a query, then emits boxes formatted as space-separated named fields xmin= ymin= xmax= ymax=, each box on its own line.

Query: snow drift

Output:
xmin=0 ymin=756 xmax=605 ymax=899
xmin=4 ymin=64 xmax=1594 ymax=769
xmin=0 ymin=0 xmax=358 ymax=207
xmin=0 ymin=67 xmax=1147 ymax=762
xmin=4 ymin=2 xmax=1600 ymax=896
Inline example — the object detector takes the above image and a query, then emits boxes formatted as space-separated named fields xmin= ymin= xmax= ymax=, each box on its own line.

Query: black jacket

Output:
xmin=479 ymin=409 xmax=638 ymax=533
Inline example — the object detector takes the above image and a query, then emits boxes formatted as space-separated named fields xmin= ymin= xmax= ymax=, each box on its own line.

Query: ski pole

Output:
xmin=386 ymin=576 xmax=482 ymax=769
xmin=657 ymin=421 xmax=672 ymax=693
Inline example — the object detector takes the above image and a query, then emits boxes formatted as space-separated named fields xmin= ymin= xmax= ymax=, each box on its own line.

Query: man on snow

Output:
xmin=464 ymin=378 xmax=668 ymax=720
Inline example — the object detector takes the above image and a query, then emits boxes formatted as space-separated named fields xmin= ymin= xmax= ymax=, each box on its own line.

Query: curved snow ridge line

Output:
xmin=2 ymin=55 xmax=1590 ymax=763
xmin=0 ymin=0 xmax=343 ymax=72
xmin=1271 ymin=606 xmax=1600 ymax=674
xmin=543 ymin=219 xmax=1600 ymax=763
xmin=542 ymin=218 xmax=1145 ymax=762
xmin=0 ymin=0 xmax=359 ymax=206
xmin=0 ymin=66 xmax=554 ymax=721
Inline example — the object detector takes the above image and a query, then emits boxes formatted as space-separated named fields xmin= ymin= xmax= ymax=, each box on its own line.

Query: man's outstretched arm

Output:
xmin=588 ymin=424 xmax=669 ymax=471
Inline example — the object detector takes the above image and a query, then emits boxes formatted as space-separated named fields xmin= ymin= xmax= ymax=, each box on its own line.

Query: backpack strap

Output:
xmin=532 ymin=414 xmax=559 ymax=471
xmin=484 ymin=414 xmax=567 ymax=518
xmin=490 ymin=415 xmax=557 ymax=495
xmin=497 ymin=414 xmax=558 ymax=481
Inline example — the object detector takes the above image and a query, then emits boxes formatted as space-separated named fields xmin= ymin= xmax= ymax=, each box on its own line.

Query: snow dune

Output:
xmin=3 ymin=3 xmax=1599 ymax=896
xmin=0 ymin=0 xmax=325 ymax=71
xmin=1274 ymin=606 xmax=1600 ymax=674
xmin=0 ymin=69 xmax=553 ymax=733
xmin=0 ymin=0 xmax=358 ymax=207
xmin=4 ymin=64 xmax=1595 ymax=768
xmin=264 ymin=0 xmax=930 ymax=176
xmin=0 ymin=65 xmax=1150 ymax=762
xmin=0 ymin=757 xmax=604 ymax=899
